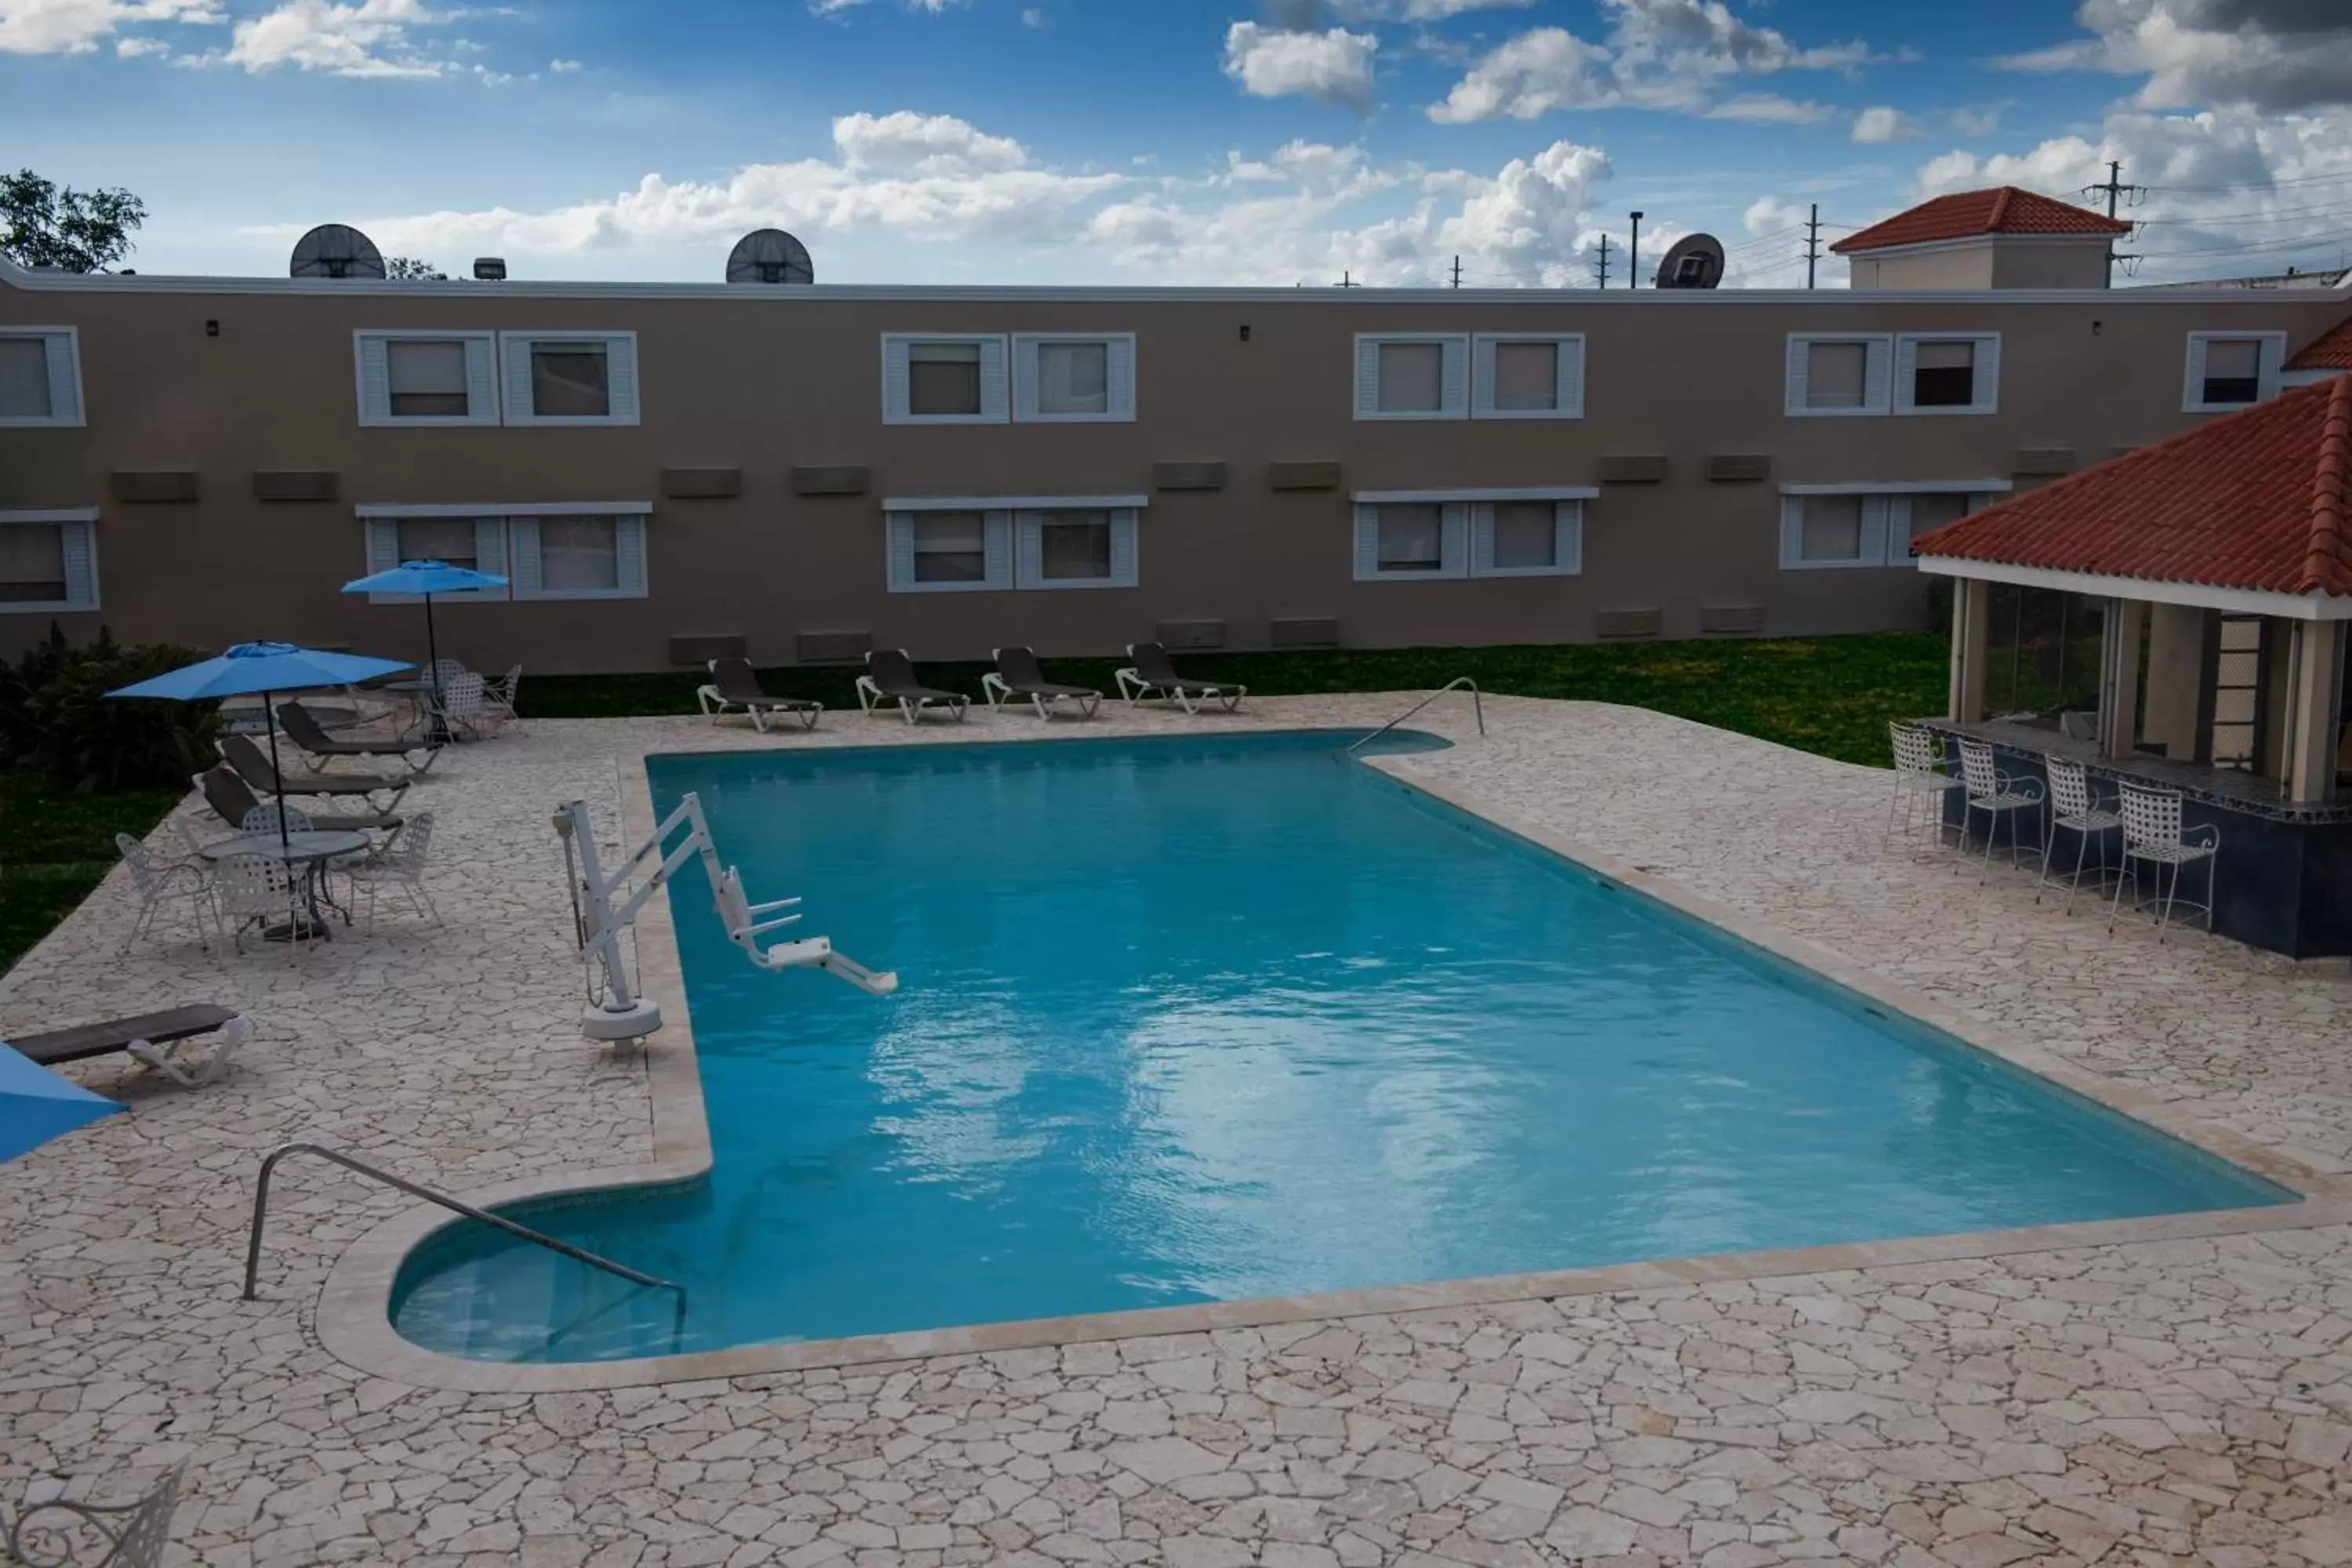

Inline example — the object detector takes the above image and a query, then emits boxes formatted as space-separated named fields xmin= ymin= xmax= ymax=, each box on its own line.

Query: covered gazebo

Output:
xmin=1914 ymin=374 xmax=2350 ymax=956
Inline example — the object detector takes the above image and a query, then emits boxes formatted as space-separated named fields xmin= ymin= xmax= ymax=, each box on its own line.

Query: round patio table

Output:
xmin=201 ymin=829 xmax=371 ymax=942
xmin=381 ymin=674 xmax=453 ymax=744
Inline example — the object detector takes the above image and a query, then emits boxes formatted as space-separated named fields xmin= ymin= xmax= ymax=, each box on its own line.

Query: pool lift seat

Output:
xmin=553 ymin=793 xmax=897 ymax=1043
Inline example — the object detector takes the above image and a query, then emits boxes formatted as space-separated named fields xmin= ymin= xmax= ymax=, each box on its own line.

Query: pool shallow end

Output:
xmin=315 ymin=725 xmax=2343 ymax=1394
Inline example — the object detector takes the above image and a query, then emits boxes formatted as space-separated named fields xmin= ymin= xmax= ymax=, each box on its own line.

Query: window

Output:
xmin=915 ymin=513 xmax=989 ymax=582
xmin=883 ymin=335 xmax=1008 ymax=424
xmin=511 ymin=513 xmax=649 ymax=600
xmin=1786 ymin=334 xmax=1891 ymax=416
xmin=1354 ymin=502 xmax=1463 ymax=579
xmin=1354 ymin=334 xmax=1468 ymax=420
xmin=884 ymin=497 xmax=1142 ymax=592
xmin=2184 ymin=332 xmax=2284 ymax=412
xmin=0 ymin=328 xmax=82 ymax=426
xmin=0 ymin=510 xmax=97 ymax=612
xmin=354 ymin=332 xmax=497 ymax=425
xmin=359 ymin=503 xmax=653 ymax=601
xmin=397 ymin=516 xmax=482 ymax=572
xmin=1472 ymin=335 xmax=1584 ymax=419
xmin=1475 ymin=499 xmax=1581 ymax=577
xmin=1353 ymin=489 xmax=1588 ymax=580
xmin=1012 ymin=334 xmax=1135 ymax=422
xmin=499 ymin=332 xmax=640 ymax=426
xmin=1894 ymin=333 xmax=1999 ymax=416
xmin=1018 ymin=506 xmax=1140 ymax=589
xmin=1778 ymin=493 xmax=1887 ymax=569
xmin=885 ymin=507 xmax=1011 ymax=591
xmin=360 ymin=515 xmax=509 ymax=601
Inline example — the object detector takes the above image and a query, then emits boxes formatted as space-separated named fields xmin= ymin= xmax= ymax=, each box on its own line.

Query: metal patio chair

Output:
xmin=1884 ymin=722 xmax=1962 ymax=854
xmin=2109 ymin=782 xmax=2221 ymax=939
xmin=348 ymin=810 xmax=442 ymax=931
xmin=5 ymin=1461 xmax=187 ymax=1568
xmin=2034 ymin=757 xmax=2122 ymax=913
xmin=1955 ymin=739 xmax=2045 ymax=884
xmin=114 ymin=834 xmax=216 ymax=954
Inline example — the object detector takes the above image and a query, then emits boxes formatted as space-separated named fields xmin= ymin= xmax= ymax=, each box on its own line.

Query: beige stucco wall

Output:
xmin=1845 ymin=249 xmax=1997 ymax=292
xmin=2 ymin=274 xmax=2343 ymax=673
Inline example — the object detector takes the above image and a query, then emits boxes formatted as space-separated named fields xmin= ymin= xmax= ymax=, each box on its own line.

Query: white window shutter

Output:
xmin=1109 ymin=510 xmax=1139 ymax=588
xmin=886 ymin=514 xmax=915 ymax=590
xmin=1441 ymin=338 xmax=1468 ymax=417
xmin=503 ymin=339 xmax=535 ymax=423
xmin=357 ymin=336 xmax=390 ymax=422
xmin=508 ymin=518 xmax=543 ymax=597
xmin=1011 ymin=340 xmax=1038 ymax=421
xmin=604 ymin=336 xmax=641 ymax=423
xmin=1470 ymin=338 xmax=1496 ymax=416
xmin=980 ymin=339 xmax=1009 ymax=423
xmin=474 ymin=518 xmax=508 ymax=596
xmin=1354 ymin=339 xmax=1382 ymax=419
xmin=984 ymin=510 xmax=1013 ymax=587
xmin=1470 ymin=503 xmax=1496 ymax=575
xmin=1893 ymin=336 xmax=1918 ymax=412
xmin=1864 ymin=339 xmax=1892 ymax=414
xmin=1785 ymin=339 xmax=1810 ymax=413
xmin=1971 ymin=335 xmax=2000 ymax=413
xmin=1778 ymin=496 xmax=1805 ymax=568
xmin=1860 ymin=495 xmax=1890 ymax=566
xmin=43 ymin=332 xmax=82 ymax=424
xmin=2183 ymin=336 xmax=2209 ymax=409
xmin=466 ymin=337 xmax=499 ymax=422
xmin=1885 ymin=497 xmax=1912 ymax=566
xmin=1015 ymin=511 xmax=1042 ymax=587
xmin=2259 ymin=336 xmax=2283 ymax=402
xmin=60 ymin=521 xmax=97 ymax=609
xmin=883 ymin=339 xmax=911 ymax=423
xmin=1105 ymin=336 xmax=1135 ymax=419
xmin=1559 ymin=338 xmax=1584 ymax=419
xmin=615 ymin=514 xmax=647 ymax=596
xmin=1440 ymin=503 xmax=1468 ymax=577
xmin=1557 ymin=501 xmax=1583 ymax=575
xmin=1353 ymin=506 xmax=1381 ymax=580
xmin=368 ymin=518 xmax=401 ymax=573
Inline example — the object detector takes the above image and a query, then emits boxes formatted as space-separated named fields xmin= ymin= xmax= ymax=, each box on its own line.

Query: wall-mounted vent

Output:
xmin=670 ymin=633 xmax=747 ymax=666
xmin=1700 ymin=604 xmax=1766 ymax=635
xmin=289 ymin=224 xmax=384 ymax=280
xmin=662 ymin=468 xmax=743 ymax=499
xmin=1157 ymin=619 xmax=1227 ymax=650
xmin=1270 ymin=617 xmax=1339 ymax=648
xmin=1708 ymin=454 xmax=1771 ymax=483
xmin=1598 ymin=454 xmax=1668 ymax=484
xmin=1595 ymin=608 xmax=1663 ymax=640
xmin=727 ymin=230 xmax=815 ymax=285
xmin=797 ymin=630 xmax=870 ymax=665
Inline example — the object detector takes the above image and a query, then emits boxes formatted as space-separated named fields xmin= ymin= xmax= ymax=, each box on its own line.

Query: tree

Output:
xmin=0 ymin=169 xmax=145 ymax=273
xmin=385 ymin=256 xmax=448 ymax=280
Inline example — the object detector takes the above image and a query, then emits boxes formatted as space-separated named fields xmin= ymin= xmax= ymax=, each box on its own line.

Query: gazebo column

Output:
xmin=2283 ymin=620 xmax=2347 ymax=804
xmin=2142 ymin=604 xmax=2216 ymax=762
xmin=2096 ymin=597 xmax=2147 ymax=759
xmin=1947 ymin=577 xmax=1989 ymax=722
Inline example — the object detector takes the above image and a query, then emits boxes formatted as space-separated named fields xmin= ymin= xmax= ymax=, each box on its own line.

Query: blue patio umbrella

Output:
xmin=340 ymin=560 xmax=510 ymax=742
xmin=110 ymin=642 xmax=413 ymax=851
xmin=0 ymin=1041 xmax=122 ymax=1161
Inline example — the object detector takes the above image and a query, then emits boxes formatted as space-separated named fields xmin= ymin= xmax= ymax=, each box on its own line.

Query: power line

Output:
xmin=2128 ymin=195 xmax=2352 ymax=226
xmin=2135 ymin=226 xmax=2352 ymax=260
xmin=2140 ymin=169 xmax=2352 ymax=194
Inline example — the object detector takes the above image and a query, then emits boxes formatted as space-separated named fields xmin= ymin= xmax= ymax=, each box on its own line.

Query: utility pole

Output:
xmin=1450 ymin=254 xmax=1461 ymax=289
xmin=1594 ymin=234 xmax=1611 ymax=289
xmin=1804 ymin=202 xmax=1821 ymax=289
xmin=2083 ymin=160 xmax=2145 ymax=286
xmin=1628 ymin=212 xmax=1644 ymax=289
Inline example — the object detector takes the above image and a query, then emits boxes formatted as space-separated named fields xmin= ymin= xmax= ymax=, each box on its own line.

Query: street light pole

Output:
xmin=1629 ymin=212 xmax=1645 ymax=289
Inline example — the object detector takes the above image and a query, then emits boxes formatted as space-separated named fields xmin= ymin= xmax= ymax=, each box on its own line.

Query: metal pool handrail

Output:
xmin=1346 ymin=677 xmax=1485 ymax=754
xmin=242 ymin=1141 xmax=682 ymax=1301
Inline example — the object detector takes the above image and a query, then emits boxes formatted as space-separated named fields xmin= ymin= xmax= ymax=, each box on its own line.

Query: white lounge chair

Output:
xmin=699 ymin=658 xmax=822 ymax=733
xmin=983 ymin=647 xmax=1100 ymax=720
xmin=1114 ymin=642 xmax=1244 ymax=714
xmin=856 ymin=650 xmax=970 ymax=724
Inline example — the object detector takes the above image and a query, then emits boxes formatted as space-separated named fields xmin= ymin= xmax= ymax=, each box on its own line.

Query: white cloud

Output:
xmin=810 ymin=0 xmax=960 ymax=14
xmin=114 ymin=30 xmax=167 ymax=53
xmin=1708 ymin=93 xmax=1835 ymax=124
xmin=1428 ymin=0 xmax=1876 ymax=123
xmin=549 ymin=56 xmax=579 ymax=71
xmin=1999 ymin=0 xmax=2352 ymax=111
xmin=1850 ymin=105 xmax=1922 ymax=142
xmin=0 ymin=0 xmax=216 ymax=55
xmin=1019 ymin=5 xmax=1046 ymax=25
xmin=215 ymin=0 xmax=448 ymax=77
xmin=1330 ymin=0 xmax=1531 ymax=16
xmin=1949 ymin=103 xmax=2009 ymax=135
xmin=1223 ymin=20 xmax=1378 ymax=111
xmin=832 ymin=110 xmax=1025 ymax=176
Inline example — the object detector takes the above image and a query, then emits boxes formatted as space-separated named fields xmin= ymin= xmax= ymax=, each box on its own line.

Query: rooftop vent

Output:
xmin=726 ymin=228 xmax=814 ymax=285
xmin=289 ymin=223 xmax=385 ymax=280
xmin=1653 ymin=233 xmax=1724 ymax=289
xmin=473 ymin=256 xmax=507 ymax=281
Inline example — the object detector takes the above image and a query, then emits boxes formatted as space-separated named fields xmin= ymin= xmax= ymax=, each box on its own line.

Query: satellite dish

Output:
xmin=1653 ymin=233 xmax=1725 ymax=289
xmin=726 ymin=229 xmax=814 ymax=285
xmin=290 ymin=223 xmax=386 ymax=281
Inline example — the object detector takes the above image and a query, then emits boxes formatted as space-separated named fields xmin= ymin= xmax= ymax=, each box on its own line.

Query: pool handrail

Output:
xmin=1346 ymin=677 xmax=1484 ymax=754
xmin=242 ymin=1141 xmax=682 ymax=1302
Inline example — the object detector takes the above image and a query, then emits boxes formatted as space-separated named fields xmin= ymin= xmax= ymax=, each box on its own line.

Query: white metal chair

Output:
xmin=114 ymin=834 xmax=216 ymax=953
xmin=430 ymin=672 xmax=490 ymax=741
xmin=1955 ymin=739 xmax=2045 ymax=884
xmin=484 ymin=665 xmax=524 ymax=734
xmin=2034 ymin=757 xmax=2122 ymax=913
xmin=348 ymin=811 xmax=441 ymax=931
xmin=212 ymin=854 xmax=307 ymax=956
xmin=5 ymin=1461 xmax=187 ymax=1568
xmin=238 ymin=804 xmax=313 ymax=837
xmin=1884 ymin=723 xmax=1962 ymax=853
xmin=2109 ymin=783 xmax=2220 ymax=939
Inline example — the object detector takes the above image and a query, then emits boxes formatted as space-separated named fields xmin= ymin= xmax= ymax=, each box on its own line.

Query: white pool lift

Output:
xmin=554 ymin=793 xmax=897 ymax=1042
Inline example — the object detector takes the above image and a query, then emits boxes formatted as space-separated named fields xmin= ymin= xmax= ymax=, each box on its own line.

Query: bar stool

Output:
xmin=2109 ymin=782 xmax=2221 ymax=939
xmin=1885 ymin=723 xmax=1963 ymax=854
xmin=2034 ymin=757 xmax=2122 ymax=913
xmin=1956 ymin=739 xmax=2045 ymax=883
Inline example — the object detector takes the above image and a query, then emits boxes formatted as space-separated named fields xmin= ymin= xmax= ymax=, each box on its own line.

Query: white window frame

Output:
xmin=883 ymin=333 xmax=1009 ymax=426
xmin=1012 ymin=333 xmax=1136 ymax=423
xmin=1354 ymin=333 xmax=1469 ymax=421
xmin=2183 ymin=331 xmax=2286 ymax=414
xmin=498 ymin=331 xmax=641 ymax=427
xmin=1775 ymin=481 xmax=2013 ymax=571
xmin=0 ymin=507 xmax=99 ymax=613
xmin=885 ymin=507 xmax=1014 ymax=593
xmin=1016 ymin=506 xmax=1141 ymax=590
xmin=1353 ymin=502 xmax=1466 ymax=581
xmin=354 ymin=330 xmax=500 ymax=427
xmin=0 ymin=327 xmax=84 ymax=427
xmin=1472 ymin=499 xmax=1583 ymax=577
xmin=353 ymin=501 xmax=654 ymax=603
xmin=509 ymin=514 xmax=651 ymax=601
xmin=1882 ymin=492 xmax=1997 ymax=566
xmin=1472 ymin=334 xmax=1584 ymax=420
xmin=1893 ymin=332 xmax=2000 ymax=417
xmin=1785 ymin=332 xmax=1893 ymax=418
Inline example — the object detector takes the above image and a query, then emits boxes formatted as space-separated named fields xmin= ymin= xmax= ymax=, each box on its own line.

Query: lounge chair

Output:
xmin=198 ymin=765 xmax=404 ymax=837
xmin=219 ymin=735 xmax=412 ymax=811
xmin=6 ymin=1005 xmax=251 ymax=1089
xmin=1114 ymin=642 xmax=1246 ymax=714
xmin=982 ymin=648 xmax=1101 ymax=720
xmin=699 ymin=658 xmax=822 ymax=733
xmin=281 ymin=701 xmax=441 ymax=774
xmin=855 ymin=649 xmax=971 ymax=725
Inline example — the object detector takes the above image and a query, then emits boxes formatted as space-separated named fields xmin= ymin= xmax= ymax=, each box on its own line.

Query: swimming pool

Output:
xmin=393 ymin=731 xmax=2290 ymax=1363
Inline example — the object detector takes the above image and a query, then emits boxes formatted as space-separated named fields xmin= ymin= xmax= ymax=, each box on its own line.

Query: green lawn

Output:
xmin=0 ymin=772 xmax=182 ymax=973
xmin=526 ymin=633 xmax=1947 ymax=771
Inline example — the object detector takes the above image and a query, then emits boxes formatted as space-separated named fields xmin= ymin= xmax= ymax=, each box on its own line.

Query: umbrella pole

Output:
xmin=424 ymin=593 xmax=446 ymax=745
xmin=263 ymin=692 xmax=292 ymax=855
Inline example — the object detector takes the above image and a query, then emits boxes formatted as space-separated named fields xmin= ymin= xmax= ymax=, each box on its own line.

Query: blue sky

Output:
xmin=3 ymin=0 xmax=2349 ymax=287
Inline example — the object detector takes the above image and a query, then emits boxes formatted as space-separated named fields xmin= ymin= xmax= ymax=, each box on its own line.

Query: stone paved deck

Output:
xmin=5 ymin=695 xmax=2352 ymax=1568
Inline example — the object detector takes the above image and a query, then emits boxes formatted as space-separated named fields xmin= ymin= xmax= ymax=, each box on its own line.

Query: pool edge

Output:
xmin=316 ymin=720 xmax=2350 ymax=1394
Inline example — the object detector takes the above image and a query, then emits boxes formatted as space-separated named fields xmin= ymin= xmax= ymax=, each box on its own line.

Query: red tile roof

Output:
xmin=1913 ymin=376 xmax=2352 ymax=600
xmin=1829 ymin=187 xmax=2132 ymax=255
xmin=2288 ymin=316 xmax=2352 ymax=371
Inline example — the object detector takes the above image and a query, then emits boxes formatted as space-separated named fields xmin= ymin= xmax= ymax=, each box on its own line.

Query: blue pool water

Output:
xmin=393 ymin=731 xmax=2289 ymax=1363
